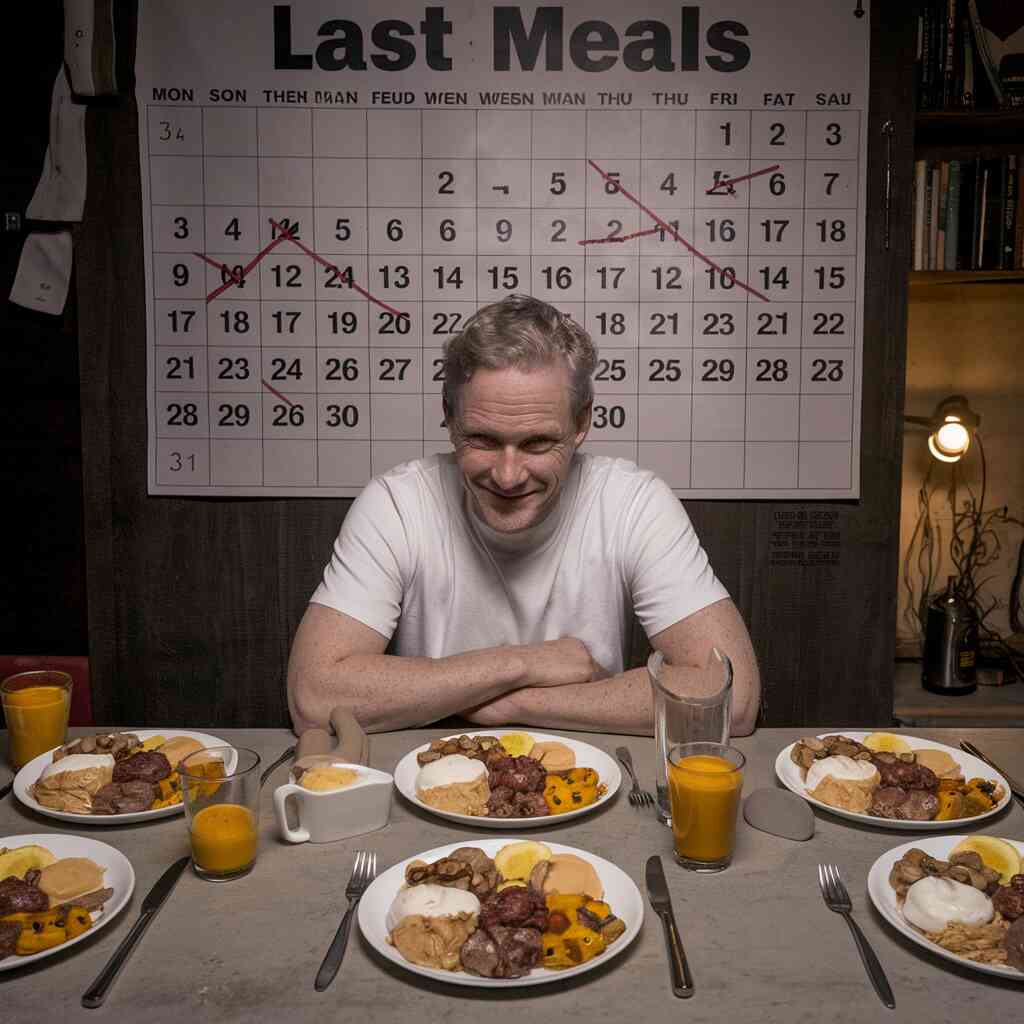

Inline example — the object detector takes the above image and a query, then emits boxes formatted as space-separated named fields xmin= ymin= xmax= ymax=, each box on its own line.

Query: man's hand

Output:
xmin=516 ymin=638 xmax=608 ymax=687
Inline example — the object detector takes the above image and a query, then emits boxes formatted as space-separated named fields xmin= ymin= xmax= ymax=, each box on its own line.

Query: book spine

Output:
xmin=971 ymin=157 xmax=984 ymax=269
xmin=945 ymin=161 xmax=961 ymax=270
xmin=914 ymin=159 xmax=927 ymax=270
xmin=1016 ymin=158 xmax=1024 ymax=270
xmin=920 ymin=3 xmax=934 ymax=109
xmin=960 ymin=6 xmax=975 ymax=107
xmin=929 ymin=163 xmax=942 ymax=270
xmin=943 ymin=0 xmax=957 ymax=108
xmin=957 ymin=158 xmax=976 ymax=269
xmin=937 ymin=161 xmax=950 ymax=269
xmin=1003 ymin=155 xmax=1017 ymax=270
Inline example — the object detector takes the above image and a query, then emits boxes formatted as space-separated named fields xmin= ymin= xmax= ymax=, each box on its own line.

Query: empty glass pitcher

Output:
xmin=649 ymin=647 xmax=733 ymax=825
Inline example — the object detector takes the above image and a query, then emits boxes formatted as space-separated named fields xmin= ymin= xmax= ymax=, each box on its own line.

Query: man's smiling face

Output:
xmin=449 ymin=362 xmax=590 ymax=534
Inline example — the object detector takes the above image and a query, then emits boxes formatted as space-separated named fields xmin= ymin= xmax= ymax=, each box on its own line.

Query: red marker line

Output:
xmin=193 ymin=251 xmax=243 ymax=285
xmin=267 ymin=219 xmax=409 ymax=320
xmin=261 ymin=378 xmax=295 ymax=406
xmin=705 ymin=163 xmax=782 ymax=195
xmin=586 ymin=159 xmax=769 ymax=303
xmin=203 ymin=230 xmax=292 ymax=304
xmin=578 ymin=227 xmax=661 ymax=246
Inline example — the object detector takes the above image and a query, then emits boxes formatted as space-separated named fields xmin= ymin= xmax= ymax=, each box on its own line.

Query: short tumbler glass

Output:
xmin=181 ymin=746 xmax=261 ymax=881
xmin=667 ymin=742 xmax=745 ymax=872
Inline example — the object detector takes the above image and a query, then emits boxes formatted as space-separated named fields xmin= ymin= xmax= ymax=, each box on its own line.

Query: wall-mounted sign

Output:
xmin=136 ymin=1 xmax=869 ymax=497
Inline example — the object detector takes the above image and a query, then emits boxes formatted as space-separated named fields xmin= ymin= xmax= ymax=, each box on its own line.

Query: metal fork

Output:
xmin=314 ymin=850 xmax=378 ymax=991
xmin=817 ymin=864 xmax=895 ymax=1009
xmin=615 ymin=746 xmax=655 ymax=808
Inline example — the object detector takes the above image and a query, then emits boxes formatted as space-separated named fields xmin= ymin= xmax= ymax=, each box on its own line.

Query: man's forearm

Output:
xmin=464 ymin=668 xmax=655 ymax=735
xmin=464 ymin=650 xmax=760 ymax=736
xmin=289 ymin=647 xmax=526 ymax=734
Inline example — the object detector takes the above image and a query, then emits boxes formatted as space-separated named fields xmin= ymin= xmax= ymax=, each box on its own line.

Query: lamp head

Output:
xmin=925 ymin=395 xmax=979 ymax=463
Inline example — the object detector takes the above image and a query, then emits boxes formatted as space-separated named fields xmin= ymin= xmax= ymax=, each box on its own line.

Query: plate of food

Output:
xmin=867 ymin=834 xmax=1024 ymax=980
xmin=393 ymin=731 xmax=621 ymax=828
xmin=357 ymin=837 xmax=643 ymax=987
xmin=774 ymin=731 xmax=1009 ymax=829
xmin=0 ymin=833 xmax=134 ymax=971
xmin=13 ymin=729 xmax=229 ymax=825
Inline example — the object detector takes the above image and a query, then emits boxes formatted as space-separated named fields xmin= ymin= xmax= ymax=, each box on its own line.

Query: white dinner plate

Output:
xmin=13 ymin=729 xmax=230 ymax=825
xmin=774 ymin=731 xmax=1011 ymax=830
xmin=357 ymin=837 xmax=643 ymax=988
xmin=0 ymin=832 xmax=135 ymax=972
xmin=867 ymin=834 xmax=1024 ymax=981
xmin=393 ymin=731 xmax=621 ymax=828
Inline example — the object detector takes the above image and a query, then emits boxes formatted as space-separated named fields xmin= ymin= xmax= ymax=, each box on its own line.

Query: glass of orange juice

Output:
xmin=180 ymin=746 xmax=261 ymax=881
xmin=667 ymin=742 xmax=745 ymax=872
xmin=1 ymin=670 xmax=73 ymax=770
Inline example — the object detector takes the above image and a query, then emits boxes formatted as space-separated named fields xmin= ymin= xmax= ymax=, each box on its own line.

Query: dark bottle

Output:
xmin=922 ymin=576 xmax=978 ymax=695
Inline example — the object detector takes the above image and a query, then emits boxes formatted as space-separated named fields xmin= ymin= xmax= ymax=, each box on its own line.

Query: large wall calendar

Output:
xmin=136 ymin=1 xmax=869 ymax=497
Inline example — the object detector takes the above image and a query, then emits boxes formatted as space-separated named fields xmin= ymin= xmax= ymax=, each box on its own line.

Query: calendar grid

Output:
xmin=147 ymin=103 xmax=862 ymax=496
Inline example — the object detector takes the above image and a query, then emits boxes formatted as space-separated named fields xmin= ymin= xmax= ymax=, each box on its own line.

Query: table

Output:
xmin=2 ymin=727 xmax=1022 ymax=1022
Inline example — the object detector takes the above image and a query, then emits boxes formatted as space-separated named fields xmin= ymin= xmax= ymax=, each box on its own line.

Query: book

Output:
xmin=961 ymin=7 xmax=976 ymax=106
xmin=971 ymin=156 xmax=985 ymax=269
xmin=929 ymin=163 xmax=942 ymax=269
xmin=937 ymin=161 xmax=950 ymax=269
xmin=957 ymin=158 xmax=977 ymax=269
xmin=913 ymin=159 xmax=927 ymax=270
xmin=979 ymin=159 xmax=1005 ymax=269
xmin=1016 ymin=158 xmax=1024 ymax=269
xmin=1003 ymin=155 xmax=1017 ymax=269
xmin=943 ymin=0 xmax=957 ymax=108
xmin=944 ymin=160 xmax=961 ymax=269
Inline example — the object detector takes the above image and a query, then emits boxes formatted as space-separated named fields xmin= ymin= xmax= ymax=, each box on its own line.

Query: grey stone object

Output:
xmin=743 ymin=787 xmax=815 ymax=840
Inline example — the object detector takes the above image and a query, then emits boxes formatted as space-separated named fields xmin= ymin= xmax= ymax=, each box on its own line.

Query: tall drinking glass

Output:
xmin=649 ymin=647 xmax=732 ymax=825
xmin=1 ymin=670 xmax=73 ymax=770
xmin=181 ymin=746 xmax=261 ymax=881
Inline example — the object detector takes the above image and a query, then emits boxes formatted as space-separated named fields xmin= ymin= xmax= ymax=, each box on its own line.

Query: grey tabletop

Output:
xmin=2 ymin=726 xmax=1023 ymax=1023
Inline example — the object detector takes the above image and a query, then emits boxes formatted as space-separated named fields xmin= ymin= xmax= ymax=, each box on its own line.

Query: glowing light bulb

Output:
xmin=927 ymin=417 xmax=971 ymax=462
xmin=936 ymin=420 xmax=969 ymax=454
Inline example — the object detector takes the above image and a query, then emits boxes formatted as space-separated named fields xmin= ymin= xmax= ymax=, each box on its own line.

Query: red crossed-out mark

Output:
xmin=586 ymin=159 xmax=769 ymax=302
xmin=705 ymin=164 xmax=782 ymax=196
xmin=260 ymin=378 xmax=296 ymax=405
xmin=199 ymin=219 xmax=410 ymax=320
xmin=577 ymin=226 xmax=662 ymax=246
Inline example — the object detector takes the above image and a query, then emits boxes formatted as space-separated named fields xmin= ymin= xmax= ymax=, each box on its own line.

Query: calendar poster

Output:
xmin=136 ymin=1 xmax=869 ymax=497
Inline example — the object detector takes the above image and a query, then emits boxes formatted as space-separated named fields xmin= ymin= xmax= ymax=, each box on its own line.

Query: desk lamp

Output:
xmin=905 ymin=394 xmax=980 ymax=463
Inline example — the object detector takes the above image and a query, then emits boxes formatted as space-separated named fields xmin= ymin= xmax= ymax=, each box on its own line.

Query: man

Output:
xmin=288 ymin=295 xmax=760 ymax=735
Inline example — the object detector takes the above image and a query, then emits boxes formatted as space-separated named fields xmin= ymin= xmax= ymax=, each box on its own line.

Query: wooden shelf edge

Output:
xmin=909 ymin=270 xmax=1024 ymax=285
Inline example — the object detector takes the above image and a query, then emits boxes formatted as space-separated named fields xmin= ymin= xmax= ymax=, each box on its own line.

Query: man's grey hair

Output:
xmin=442 ymin=294 xmax=597 ymax=425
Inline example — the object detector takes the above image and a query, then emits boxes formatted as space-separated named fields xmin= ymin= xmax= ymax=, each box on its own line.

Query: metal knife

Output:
xmin=959 ymin=741 xmax=1024 ymax=807
xmin=645 ymin=855 xmax=694 ymax=998
xmin=82 ymin=855 xmax=191 ymax=1009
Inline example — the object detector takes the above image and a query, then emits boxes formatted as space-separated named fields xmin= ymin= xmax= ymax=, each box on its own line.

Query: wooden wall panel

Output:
xmin=79 ymin=1 xmax=914 ymax=729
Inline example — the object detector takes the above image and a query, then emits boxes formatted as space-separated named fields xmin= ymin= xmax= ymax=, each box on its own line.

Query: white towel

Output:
xmin=9 ymin=230 xmax=74 ymax=315
xmin=26 ymin=67 xmax=87 ymax=223
xmin=64 ymin=0 xmax=118 ymax=97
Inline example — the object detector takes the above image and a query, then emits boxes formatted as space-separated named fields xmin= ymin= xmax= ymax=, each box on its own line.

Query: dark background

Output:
xmin=5 ymin=3 xmax=913 ymax=730
xmin=1 ymin=3 xmax=88 ymax=657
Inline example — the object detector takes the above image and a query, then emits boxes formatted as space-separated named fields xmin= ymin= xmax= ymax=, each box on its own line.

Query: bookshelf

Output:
xmin=911 ymin=109 xmax=1023 ymax=275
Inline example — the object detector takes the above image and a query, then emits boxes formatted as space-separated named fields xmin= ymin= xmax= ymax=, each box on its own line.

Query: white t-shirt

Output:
xmin=310 ymin=453 xmax=728 ymax=673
